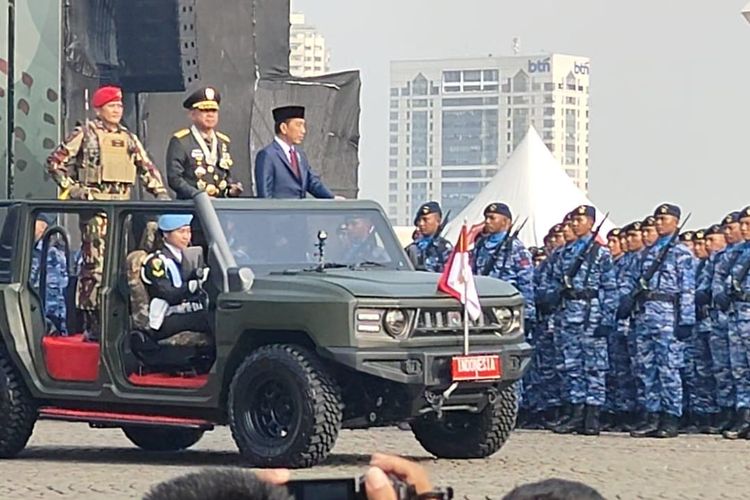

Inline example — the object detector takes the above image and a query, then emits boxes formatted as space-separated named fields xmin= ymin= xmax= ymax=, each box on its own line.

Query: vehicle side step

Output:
xmin=38 ymin=407 xmax=215 ymax=430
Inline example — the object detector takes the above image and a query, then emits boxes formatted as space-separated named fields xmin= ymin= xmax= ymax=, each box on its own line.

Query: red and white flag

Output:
xmin=437 ymin=223 xmax=482 ymax=321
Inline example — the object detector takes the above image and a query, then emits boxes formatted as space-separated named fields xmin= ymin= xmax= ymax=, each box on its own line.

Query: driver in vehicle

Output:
xmin=140 ymin=214 xmax=211 ymax=341
xmin=342 ymin=215 xmax=388 ymax=264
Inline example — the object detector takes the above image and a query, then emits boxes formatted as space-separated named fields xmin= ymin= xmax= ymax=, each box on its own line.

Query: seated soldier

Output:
xmin=343 ymin=215 xmax=388 ymax=264
xmin=31 ymin=213 xmax=69 ymax=334
xmin=140 ymin=214 xmax=211 ymax=341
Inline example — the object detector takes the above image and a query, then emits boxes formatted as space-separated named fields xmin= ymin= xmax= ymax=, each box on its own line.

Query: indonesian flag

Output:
xmin=438 ymin=223 xmax=482 ymax=321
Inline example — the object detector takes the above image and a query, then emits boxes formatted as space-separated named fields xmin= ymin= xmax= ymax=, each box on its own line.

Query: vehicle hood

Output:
xmin=300 ymin=269 xmax=519 ymax=299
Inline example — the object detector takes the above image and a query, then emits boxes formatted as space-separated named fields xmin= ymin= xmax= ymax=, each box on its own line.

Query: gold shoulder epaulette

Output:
xmin=216 ymin=131 xmax=231 ymax=143
xmin=173 ymin=128 xmax=190 ymax=139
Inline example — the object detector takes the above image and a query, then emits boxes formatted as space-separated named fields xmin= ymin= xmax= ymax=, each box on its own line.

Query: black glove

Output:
xmin=545 ymin=290 xmax=562 ymax=309
xmin=593 ymin=325 xmax=614 ymax=338
xmin=616 ymin=296 xmax=635 ymax=320
xmin=674 ymin=324 xmax=693 ymax=341
xmin=714 ymin=292 xmax=731 ymax=312
xmin=695 ymin=290 xmax=711 ymax=307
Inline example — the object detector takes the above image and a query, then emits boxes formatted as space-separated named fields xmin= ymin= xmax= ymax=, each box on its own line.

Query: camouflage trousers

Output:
xmin=77 ymin=213 xmax=107 ymax=311
xmin=527 ymin=322 xmax=562 ymax=411
xmin=728 ymin=318 xmax=750 ymax=410
xmin=558 ymin=321 xmax=608 ymax=407
xmin=689 ymin=329 xmax=718 ymax=415
xmin=633 ymin=316 xmax=684 ymax=417
xmin=606 ymin=326 xmax=636 ymax=413
xmin=709 ymin=318 xmax=735 ymax=409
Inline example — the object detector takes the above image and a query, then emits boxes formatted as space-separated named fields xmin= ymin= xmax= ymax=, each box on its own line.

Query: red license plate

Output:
xmin=451 ymin=355 xmax=502 ymax=381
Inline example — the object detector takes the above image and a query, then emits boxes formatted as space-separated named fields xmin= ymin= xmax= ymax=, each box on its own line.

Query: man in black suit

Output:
xmin=254 ymin=105 xmax=335 ymax=199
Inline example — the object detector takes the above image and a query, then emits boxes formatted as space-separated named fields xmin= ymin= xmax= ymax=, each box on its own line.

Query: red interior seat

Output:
xmin=128 ymin=372 xmax=209 ymax=389
xmin=42 ymin=334 xmax=100 ymax=382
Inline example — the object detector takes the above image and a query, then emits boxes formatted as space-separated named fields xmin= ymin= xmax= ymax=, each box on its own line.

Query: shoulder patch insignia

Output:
xmin=150 ymin=257 xmax=165 ymax=277
xmin=216 ymin=131 xmax=231 ymax=143
xmin=173 ymin=129 xmax=190 ymax=139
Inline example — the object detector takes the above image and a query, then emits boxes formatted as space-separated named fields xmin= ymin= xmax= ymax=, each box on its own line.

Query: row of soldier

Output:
xmin=405 ymin=199 xmax=750 ymax=439
xmin=43 ymin=84 xmax=335 ymax=340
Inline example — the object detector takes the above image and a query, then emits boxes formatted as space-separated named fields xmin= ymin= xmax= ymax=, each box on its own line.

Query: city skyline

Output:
xmin=293 ymin=0 xmax=750 ymax=229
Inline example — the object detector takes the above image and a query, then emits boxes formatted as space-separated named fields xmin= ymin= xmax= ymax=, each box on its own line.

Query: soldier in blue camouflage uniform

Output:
xmin=604 ymin=227 xmax=637 ymax=430
xmin=30 ymin=213 xmax=69 ymax=334
xmin=691 ymin=227 xmax=720 ymax=433
xmin=541 ymin=205 xmax=616 ymax=436
xmin=715 ymin=207 xmax=750 ymax=439
xmin=709 ymin=211 xmax=743 ymax=432
xmin=677 ymin=230 xmax=698 ymax=431
xmin=470 ymin=202 xmax=535 ymax=423
xmin=624 ymin=204 xmax=695 ymax=438
xmin=404 ymin=202 xmax=452 ymax=272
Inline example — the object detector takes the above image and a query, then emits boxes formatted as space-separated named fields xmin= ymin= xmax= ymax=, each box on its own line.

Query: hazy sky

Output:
xmin=294 ymin=0 xmax=750 ymax=229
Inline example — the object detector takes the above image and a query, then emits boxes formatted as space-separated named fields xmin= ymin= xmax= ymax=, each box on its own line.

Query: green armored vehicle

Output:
xmin=0 ymin=194 xmax=531 ymax=467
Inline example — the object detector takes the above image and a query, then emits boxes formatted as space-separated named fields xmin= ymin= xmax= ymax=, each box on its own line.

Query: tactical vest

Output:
xmin=97 ymin=128 xmax=136 ymax=184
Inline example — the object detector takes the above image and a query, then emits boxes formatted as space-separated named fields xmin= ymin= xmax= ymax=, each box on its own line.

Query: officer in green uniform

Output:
xmin=166 ymin=86 xmax=243 ymax=199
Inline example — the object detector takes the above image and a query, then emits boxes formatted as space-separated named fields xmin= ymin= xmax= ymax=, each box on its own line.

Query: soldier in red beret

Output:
xmin=45 ymin=84 xmax=170 ymax=340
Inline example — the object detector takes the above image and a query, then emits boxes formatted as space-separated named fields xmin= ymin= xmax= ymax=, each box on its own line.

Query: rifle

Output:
xmin=619 ymin=213 xmax=692 ymax=316
xmin=730 ymin=247 xmax=750 ymax=300
xmin=561 ymin=213 xmax=610 ymax=291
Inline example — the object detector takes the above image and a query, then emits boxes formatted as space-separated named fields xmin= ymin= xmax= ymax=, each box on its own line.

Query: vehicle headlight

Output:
xmin=491 ymin=306 xmax=518 ymax=334
xmin=383 ymin=309 xmax=410 ymax=339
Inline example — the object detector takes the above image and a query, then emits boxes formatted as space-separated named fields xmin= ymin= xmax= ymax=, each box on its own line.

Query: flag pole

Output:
xmin=462 ymin=219 xmax=470 ymax=355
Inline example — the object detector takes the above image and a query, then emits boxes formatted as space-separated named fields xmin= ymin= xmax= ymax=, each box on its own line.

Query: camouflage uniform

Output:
xmin=545 ymin=236 xmax=617 ymax=409
xmin=710 ymin=242 xmax=742 ymax=414
xmin=405 ymin=235 xmax=452 ymax=273
xmin=606 ymin=252 xmax=637 ymax=415
xmin=692 ymin=255 xmax=719 ymax=417
xmin=30 ymin=240 xmax=68 ymax=334
xmin=627 ymin=236 xmax=695 ymax=419
xmin=46 ymin=119 xmax=168 ymax=334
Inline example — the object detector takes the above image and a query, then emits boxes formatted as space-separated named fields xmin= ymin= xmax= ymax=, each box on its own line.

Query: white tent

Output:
xmin=444 ymin=126 xmax=614 ymax=246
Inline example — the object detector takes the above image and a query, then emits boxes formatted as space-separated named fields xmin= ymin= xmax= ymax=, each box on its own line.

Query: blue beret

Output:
xmin=158 ymin=214 xmax=193 ymax=232
xmin=641 ymin=216 xmax=656 ymax=228
xmin=623 ymin=221 xmax=643 ymax=233
xmin=572 ymin=204 xmax=596 ymax=221
xmin=706 ymin=224 xmax=723 ymax=236
xmin=654 ymin=203 xmax=681 ymax=219
xmin=723 ymin=211 xmax=741 ymax=225
xmin=607 ymin=228 xmax=622 ymax=239
xmin=741 ymin=206 xmax=750 ymax=220
xmin=484 ymin=202 xmax=512 ymax=219
xmin=693 ymin=229 xmax=705 ymax=241
xmin=414 ymin=201 xmax=442 ymax=225
xmin=679 ymin=231 xmax=695 ymax=242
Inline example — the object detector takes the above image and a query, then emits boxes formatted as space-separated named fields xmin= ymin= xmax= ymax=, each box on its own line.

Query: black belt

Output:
xmin=641 ymin=291 xmax=677 ymax=305
xmin=563 ymin=289 xmax=598 ymax=300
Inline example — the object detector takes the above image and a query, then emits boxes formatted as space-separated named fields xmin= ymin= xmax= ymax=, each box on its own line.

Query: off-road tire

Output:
xmin=0 ymin=346 xmax=37 ymax=458
xmin=122 ymin=426 xmax=204 ymax=451
xmin=411 ymin=385 xmax=517 ymax=458
xmin=228 ymin=344 xmax=342 ymax=468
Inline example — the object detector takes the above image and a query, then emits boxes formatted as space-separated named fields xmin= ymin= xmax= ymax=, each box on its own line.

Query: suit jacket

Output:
xmin=254 ymin=140 xmax=334 ymax=199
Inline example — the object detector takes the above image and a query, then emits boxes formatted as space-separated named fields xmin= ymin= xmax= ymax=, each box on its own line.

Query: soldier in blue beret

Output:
xmin=404 ymin=201 xmax=452 ymax=272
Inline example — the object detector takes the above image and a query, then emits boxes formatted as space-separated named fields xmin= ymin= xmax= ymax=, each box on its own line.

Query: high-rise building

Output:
xmin=387 ymin=54 xmax=590 ymax=225
xmin=289 ymin=12 xmax=330 ymax=77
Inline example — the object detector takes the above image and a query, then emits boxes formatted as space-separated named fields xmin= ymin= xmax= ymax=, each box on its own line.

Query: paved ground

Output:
xmin=1 ymin=421 xmax=748 ymax=499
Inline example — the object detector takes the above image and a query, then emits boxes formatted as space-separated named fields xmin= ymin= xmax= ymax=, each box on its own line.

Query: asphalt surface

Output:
xmin=1 ymin=421 xmax=748 ymax=499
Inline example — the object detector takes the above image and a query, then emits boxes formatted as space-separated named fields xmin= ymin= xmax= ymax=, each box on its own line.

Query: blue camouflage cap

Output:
xmin=414 ymin=201 xmax=442 ymax=225
xmin=158 ymin=214 xmax=193 ymax=232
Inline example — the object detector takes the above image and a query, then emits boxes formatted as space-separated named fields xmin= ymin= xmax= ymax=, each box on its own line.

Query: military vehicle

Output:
xmin=0 ymin=194 xmax=531 ymax=467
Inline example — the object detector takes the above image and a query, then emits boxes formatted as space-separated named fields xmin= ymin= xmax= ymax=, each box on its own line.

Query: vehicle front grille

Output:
xmin=412 ymin=308 xmax=500 ymax=337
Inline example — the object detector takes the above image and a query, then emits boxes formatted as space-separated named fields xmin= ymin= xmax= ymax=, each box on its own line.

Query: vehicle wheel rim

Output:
xmin=242 ymin=376 xmax=299 ymax=446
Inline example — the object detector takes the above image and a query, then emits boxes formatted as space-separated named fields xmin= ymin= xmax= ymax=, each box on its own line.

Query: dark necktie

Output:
xmin=289 ymin=147 xmax=301 ymax=178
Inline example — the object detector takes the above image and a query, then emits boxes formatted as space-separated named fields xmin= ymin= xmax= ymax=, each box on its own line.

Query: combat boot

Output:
xmin=695 ymin=413 xmax=721 ymax=434
xmin=714 ymin=408 xmax=734 ymax=431
xmin=722 ymin=408 xmax=750 ymax=439
xmin=581 ymin=405 xmax=601 ymax=436
xmin=681 ymin=411 xmax=699 ymax=434
xmin=655 ymin=413 xmax=679 ymax=438
xmin=553 ymin=404 xmax=584 ymax=434
xmin=630 ymin=412 xmax=660 ymax=437
xmin=541 ymin=407 xmax=561 ymax=430
xmin=547 ymin=404 xmax=571 ymax=430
